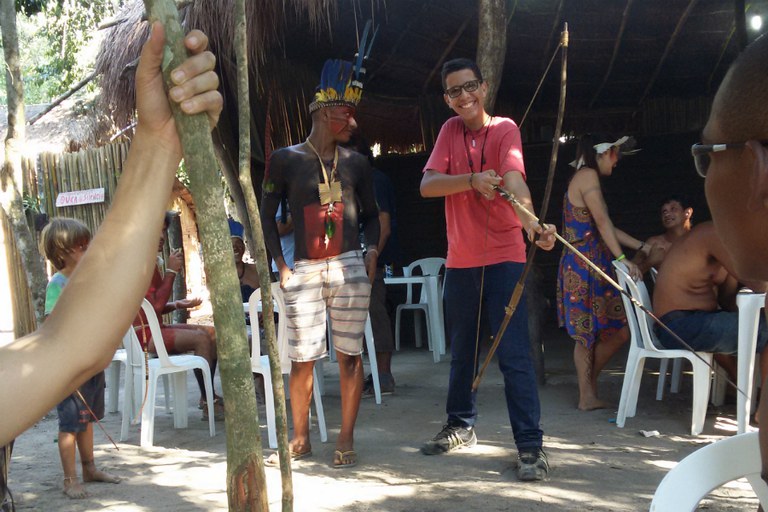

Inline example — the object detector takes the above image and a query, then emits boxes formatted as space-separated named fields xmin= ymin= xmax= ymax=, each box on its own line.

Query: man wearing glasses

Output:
xmin=698 ymin=34 xmax=768 ymax=495
xmin=419 ymin=58 xmax=555 ymax=481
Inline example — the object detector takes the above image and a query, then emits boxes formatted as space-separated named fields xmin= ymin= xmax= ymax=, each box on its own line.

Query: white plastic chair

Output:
xmin=121 ymin=299 xmax=216 ymax=448
xmin=650 ymin=431 xmax=768 ymax=511
xmin=613 ymin=261 xmax=714 ymax=436
xmin=394 ymin=257 xmax=445 ymax=354
xmin=106 ymin=348 xmax=127 ymax=414
xmin=250 ymin=284 xmax=327 ymax=450
xmin=735 ymin=291 xmax=765 ymax=433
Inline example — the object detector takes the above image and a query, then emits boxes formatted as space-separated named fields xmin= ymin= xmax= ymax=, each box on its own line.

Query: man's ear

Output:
xmin=746 ymin=140 xmax=768 ymax=211
xmin=684 ymin=207 xmax=693 ymax=218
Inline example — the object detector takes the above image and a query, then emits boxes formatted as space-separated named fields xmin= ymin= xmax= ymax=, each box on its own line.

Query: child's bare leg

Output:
xmin=59 ymin=432 xmax=87 ymax=499
xmin=78 ymin=424 xmax=121 ymax=484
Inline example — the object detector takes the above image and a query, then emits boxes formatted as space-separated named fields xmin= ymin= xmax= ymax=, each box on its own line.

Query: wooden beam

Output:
xmin=735 ymin=0 xmax=747 ymax=49
xmin=421 ymin=17 xmax=472 ymax=94
xmin=589 ymin=0 xmax=634 ymax=109
xmin=538 ymin=0 xmax=565 ymax=75
xmin=706 ymin=24 xmax=735 ymax=92
xmin=634 ymin=0 xmax=699 ymax=111
xmin=367 ymin=10 xmax=423 ymax=84
xmin=27 ymin=71 xmax=97 ymax=125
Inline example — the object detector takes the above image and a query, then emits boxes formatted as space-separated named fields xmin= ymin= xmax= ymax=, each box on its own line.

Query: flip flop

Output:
xmin=332 ymin=450 xmax=358 ymax=469
xmin=264 ymin=450 xmax=312 ymax=468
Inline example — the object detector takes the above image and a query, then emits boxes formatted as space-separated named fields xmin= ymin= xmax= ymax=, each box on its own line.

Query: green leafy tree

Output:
xmin=1 ymin=0 xmax=118 ymax=105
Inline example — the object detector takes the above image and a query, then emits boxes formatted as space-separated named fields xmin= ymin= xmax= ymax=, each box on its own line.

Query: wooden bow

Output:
xmin=472 ymin=23 xmax=569 ymax=391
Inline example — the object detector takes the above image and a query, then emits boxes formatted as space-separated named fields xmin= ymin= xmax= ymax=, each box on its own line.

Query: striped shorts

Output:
xmin=282 ymin=250 xmax=372 ymax=361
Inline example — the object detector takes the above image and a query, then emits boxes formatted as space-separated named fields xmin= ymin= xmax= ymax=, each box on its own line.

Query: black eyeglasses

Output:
xmin=445 ymin=79 xmax=482 ymax=99
xmin=692 ymin=141 xmax=768 ymax=178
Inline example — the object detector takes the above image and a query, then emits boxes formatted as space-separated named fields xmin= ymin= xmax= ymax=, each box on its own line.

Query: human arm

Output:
xmin=276 ymin=213 xmax=293 ymax=236
xmin=420 ymin=167 xmax=502 ymax=198
xmin=377 ymin=210 xmax=391 ymax=253
xmin=261 ymin=155 xmax=288 ymax=286
xmin=357 ymin=163 xmax=381 ymax=283
xmin=632 ymin=237 xmax=665 ymax=274
xmin=577 ymin=169 xmax=642 ymax=280
xmin=0 ymin=24 xmax=222 ymax=447
xmin=502 ymin=171 xmax=556 ymax=251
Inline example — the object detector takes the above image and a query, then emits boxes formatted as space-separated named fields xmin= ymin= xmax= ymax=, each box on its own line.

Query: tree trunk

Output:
xmin=167 ymin=214 xmax=188 ymax=324
xmin=0 ymin=0 xmax=47 ymax=326
xmin=142 ymin=1 xmax=268 ymax=510
xmin=477 ymin=0 xmax=507 ymax=114
xmin=234 ymin=0 xmax=294 ymax=510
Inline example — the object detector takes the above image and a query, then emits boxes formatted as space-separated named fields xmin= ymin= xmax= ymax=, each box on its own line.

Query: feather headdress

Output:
xmin=309 ymin=20 xmax=378 ymax=113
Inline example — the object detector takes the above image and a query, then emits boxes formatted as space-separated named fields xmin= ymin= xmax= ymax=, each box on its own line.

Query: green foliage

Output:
xmin=1 ymin=0 xmax=120 ymax=105
xmin=15 ymin=0 xmax=46 ymax=16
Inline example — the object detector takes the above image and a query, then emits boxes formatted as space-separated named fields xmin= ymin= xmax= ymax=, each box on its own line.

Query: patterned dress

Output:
xmin=556 ymin=191 xmax=626 ymax=349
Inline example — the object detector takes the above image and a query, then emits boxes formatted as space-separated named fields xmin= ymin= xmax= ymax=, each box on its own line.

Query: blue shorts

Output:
xmin=655 ymin=310 xmax=768 ymax=354
xmin=56 ymin=371 xmax=105 ymax=433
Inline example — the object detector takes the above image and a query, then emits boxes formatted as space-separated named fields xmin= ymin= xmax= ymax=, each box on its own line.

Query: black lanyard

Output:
xmin=463 ymin=117 xmax=492 ymax=174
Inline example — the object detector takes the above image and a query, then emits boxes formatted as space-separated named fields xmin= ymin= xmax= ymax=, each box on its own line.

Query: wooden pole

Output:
xmin=142 ymin=1 xmax=268 ymax=509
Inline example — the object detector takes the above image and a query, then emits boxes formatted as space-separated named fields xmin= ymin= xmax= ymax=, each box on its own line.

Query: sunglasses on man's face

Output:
xmin=445 ymin=79 xmax=483 ymax=99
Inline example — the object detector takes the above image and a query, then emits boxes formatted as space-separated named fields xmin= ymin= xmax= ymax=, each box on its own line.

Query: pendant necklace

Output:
xmin=464 ymin=116 xmax=493 ymax=176
xmin=306 ymin=139 xmax=341 ymax=245
xmin=467 ymin=116 xmax=491 ymax=148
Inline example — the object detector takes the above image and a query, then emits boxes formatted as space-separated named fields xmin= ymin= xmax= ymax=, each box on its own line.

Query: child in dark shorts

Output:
xmin=42 ymin=218 xmax=121 ymax=498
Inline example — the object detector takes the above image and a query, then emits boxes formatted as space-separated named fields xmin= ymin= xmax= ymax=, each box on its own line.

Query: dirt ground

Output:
xmin=7 ymin=323 xmax=760 ymax=511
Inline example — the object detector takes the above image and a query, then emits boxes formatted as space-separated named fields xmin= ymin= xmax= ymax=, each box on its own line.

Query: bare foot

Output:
xmin=63 ymin=477 xmax=88 ymax=499
xmin=578 ymin=398 xmax=611 ymax=411
xmin=82 ymin=462 xmax=121 ymax=484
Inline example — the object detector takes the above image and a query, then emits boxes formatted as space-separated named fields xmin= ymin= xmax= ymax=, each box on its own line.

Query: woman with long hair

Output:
xmin=557 ymin=134 xmax=645 ymax=410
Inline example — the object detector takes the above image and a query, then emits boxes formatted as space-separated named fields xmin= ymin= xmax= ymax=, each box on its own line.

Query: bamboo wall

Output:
xmin=24 ymin=141 xmax=132 ymax=236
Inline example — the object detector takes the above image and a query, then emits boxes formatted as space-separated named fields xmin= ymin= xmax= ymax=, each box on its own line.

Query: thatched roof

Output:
xmin=92 ymin=0 xmax=768 ymax=154
xmin=94 ymin=0 xmax=334 ymax=146
xmin=0 ymin=99 xmax=113 ymax=160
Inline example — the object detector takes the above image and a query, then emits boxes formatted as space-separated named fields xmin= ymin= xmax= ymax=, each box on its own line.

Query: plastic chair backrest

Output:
xmin=403 ymin=257 xmax=446 ymax=304
xmin=612 ymin=261 xmax=643 ymax=350
xmin=249 ymin=283 xmax=290 ymax=372
xmin=650 ymin=431 xmax=768 ymax=510
xmin=139 ymin=299 xmax=178 ymax=367
xmin=123 ymin=324 xmax=147 ymax=373
xmin=613 ymin=261 xmax=661 ymax=353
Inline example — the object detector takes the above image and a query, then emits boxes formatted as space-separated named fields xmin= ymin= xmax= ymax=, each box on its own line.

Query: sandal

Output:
xmin=264 ymin=449 xmax=312 ymax=468
xmin=199 ymin=395 xmax=224 ymax=410
xmin=201 ymin=398 xmax=225 ymax=421
xmin=332 ymin=450 xmax=357 ymax=469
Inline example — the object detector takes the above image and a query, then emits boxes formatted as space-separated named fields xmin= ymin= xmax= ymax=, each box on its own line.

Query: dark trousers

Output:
xmin=443 ymin=262 xmax=543 ymax=451
xmin=369 ymin=268 xmax=395 ymax=353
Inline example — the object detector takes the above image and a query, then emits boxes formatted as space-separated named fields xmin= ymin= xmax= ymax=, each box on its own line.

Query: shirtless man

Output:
xmin=261 ymin=58 xmax=379 ymax=469
xmin=652 ymin=222 xmax=768 ymax=382
xmin=695 ymin=34 xmax=768 ymax=495
xmin=633 ymin=195 xmax=692 ymax=273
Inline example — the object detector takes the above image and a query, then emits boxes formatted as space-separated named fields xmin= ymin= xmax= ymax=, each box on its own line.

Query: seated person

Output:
xmin=134 ymin=212 xmax=224 ymax=420
xmin=652 ymin=221 xmax=768 ymax=386
xmin=633 ymin=195 xmax=693 ymax=273
xmin=228 ymin=218 xmax=260 ymax=303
